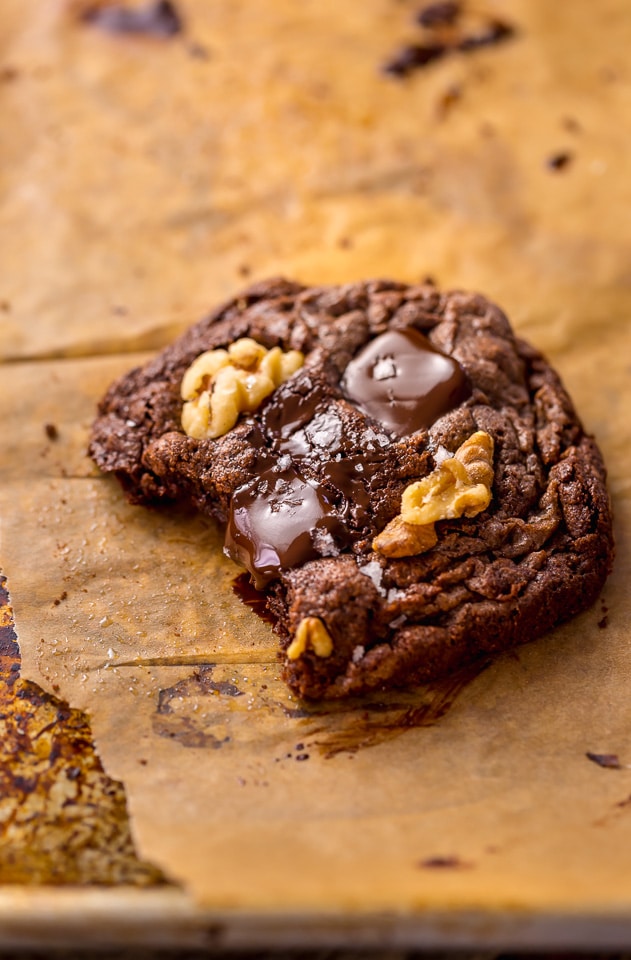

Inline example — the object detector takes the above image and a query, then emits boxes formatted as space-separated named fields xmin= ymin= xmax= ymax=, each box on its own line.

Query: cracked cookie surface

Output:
xmin=89 ymin=278 xmax=614 ymax=698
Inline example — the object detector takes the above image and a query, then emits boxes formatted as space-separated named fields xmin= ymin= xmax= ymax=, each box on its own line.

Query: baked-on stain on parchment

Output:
xmin=382 ymin=2 xmax=516 ymax=79
xmin=586 ymin=751 xmax=623 ymax=770
xmin=417 ymin=854 xmax=474 ymax=869
xmin=152 ymin=658 xmax=491 ymax=758
xmin=153 ymin=666 xmax=244 ymax=748
xmin=300 ymin=657 xmax=492 ymax=758
xmin=232 ymin=572 xmax=491 ymax=757
xmin=0 ymin=575 xmax=165 ymax=885
xmin=232 ymin=571 xmax=279 ymax=628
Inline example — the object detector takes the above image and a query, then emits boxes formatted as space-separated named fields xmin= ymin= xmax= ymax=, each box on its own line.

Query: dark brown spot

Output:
xmin=457 ymin=18 xmax=515 ymax=51
xmin=418 ymin=855 xmax=472 ymax=869
xmin=0 ymin=67 xmax=19 ymax=83
xmin=383 ymin=43 xmax=447 ymax=78
xmin=435 ymin=83 xmax=462 ymax=119
xmin=587 ymin=751 xmax=622 ymax=769
xmin=416 ymin=2 xmax=461 ymax=28
xmin=82 ymin=0 xmax=183 ymax=38
xmin=53 ymin=591 xmax=68 ymax=607
xmin=44 ymin=422 xmax=59 ymax=442
xmin=0 ymin=576 xmax=11 ymax=607
xmin=546 ymin=151 xmax=573 ymax=171
xmin=0 ymin=624 xmax=19 ymax=658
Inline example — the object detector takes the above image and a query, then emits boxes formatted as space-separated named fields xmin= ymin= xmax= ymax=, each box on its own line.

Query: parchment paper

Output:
xmin=2 ymin=0 xmax=631 ymax=920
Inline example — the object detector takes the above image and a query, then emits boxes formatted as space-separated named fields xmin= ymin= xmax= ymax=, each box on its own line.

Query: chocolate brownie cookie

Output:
xmin=89 ymin=278 xmax=614 ymax=699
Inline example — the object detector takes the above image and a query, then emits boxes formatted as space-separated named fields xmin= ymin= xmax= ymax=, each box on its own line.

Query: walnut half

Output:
xmin=180 ymin=338 xmax=304 ymax=440
xmin=374 ymin=430 xmax=494 ymax=558
xmin=286 ymin=617 xmax=334 ymax=661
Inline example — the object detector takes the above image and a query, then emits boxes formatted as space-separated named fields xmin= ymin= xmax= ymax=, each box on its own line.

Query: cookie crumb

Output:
xmin=586 ymin=751 xmax=622 ymax=769
xmin=384 ymin=11 xmax=516 ymax=81
xmin=458 ymin=18 xmax=515 ymax=51
xmin=418 ymin=855 xmax=472 ymax=869
xmin=383 ymin=43 xmax=447 ymax=78
xmin=82 ymin=0 xmax=183 ymax=38
xmin=416 ymin=2 xmax=461 ymax=28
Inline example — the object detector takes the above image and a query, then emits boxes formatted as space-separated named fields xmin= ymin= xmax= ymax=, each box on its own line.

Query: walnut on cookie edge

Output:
xmin=180 ymin=338 xmax=304 ymax=440
xmin=287 ymin=617 xmax=334 ymax=661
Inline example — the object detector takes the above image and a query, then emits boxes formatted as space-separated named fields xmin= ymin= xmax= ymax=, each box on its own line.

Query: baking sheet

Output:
xmin=2 ymin=0 xmax=631 ymax=942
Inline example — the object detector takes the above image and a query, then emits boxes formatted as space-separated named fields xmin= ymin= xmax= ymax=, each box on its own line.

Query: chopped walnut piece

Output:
xmin=373 ymin=515 xmax=438 ymax=558
xmin=180 ymin=338 xmax=304 ymax=440
xmin=373 ymin=431 xmax=494 ymax=558
xmin=287 ymin=617 xmax=334 ymax=661
xmin=402 ymin=430 xmax=494 ymax=524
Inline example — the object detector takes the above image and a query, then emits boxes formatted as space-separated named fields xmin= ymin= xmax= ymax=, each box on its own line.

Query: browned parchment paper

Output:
xmin=2 ymin=0 xmax=630 ymax=361
xmin=2 ymin=0 xmax=631 ymax=924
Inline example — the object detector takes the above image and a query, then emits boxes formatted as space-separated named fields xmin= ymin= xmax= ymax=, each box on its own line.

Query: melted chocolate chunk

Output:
xmin=276 ymin=407 xmax=344 ymax=460
xmin=321 ymin=457 xmax=374 ymax=525
xmin=340 ymin=328 xmax=471 ymax=437
xmin=224 ymin=466 xmax=344 ymax=589
xmin=260 ymin=376 xmax=326 ymax=439
xmin=225 ymin=331 xmax=468 ymax=581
